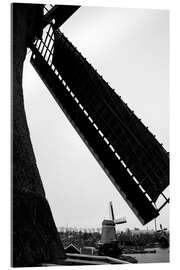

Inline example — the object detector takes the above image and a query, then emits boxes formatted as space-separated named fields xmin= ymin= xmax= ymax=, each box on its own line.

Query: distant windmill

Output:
xmin=156 ymin=224 xmax=169 ymax=248
xmin=101 ymin=201 xmax=127 ymax=245
xmin=157 ymin=224 xmax=167 ymax=233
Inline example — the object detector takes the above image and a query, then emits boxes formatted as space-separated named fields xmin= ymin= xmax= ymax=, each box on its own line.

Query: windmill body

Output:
xmin=101 ymin=202 xmax=126 ymax=244
xmin=99 ymin=202 xmax=126 ymax=256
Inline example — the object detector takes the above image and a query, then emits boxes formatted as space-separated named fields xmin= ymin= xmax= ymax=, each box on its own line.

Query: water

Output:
xmin=125 ymin=248 xmax=169 ymax=264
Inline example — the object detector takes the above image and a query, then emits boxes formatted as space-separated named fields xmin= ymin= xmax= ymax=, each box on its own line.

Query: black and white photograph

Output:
xmin=12 ymin=2 xmax=169 ymax=267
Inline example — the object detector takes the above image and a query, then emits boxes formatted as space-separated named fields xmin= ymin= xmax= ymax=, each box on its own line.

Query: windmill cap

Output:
xmin=102 ymin=220 xmax=115 ymax=226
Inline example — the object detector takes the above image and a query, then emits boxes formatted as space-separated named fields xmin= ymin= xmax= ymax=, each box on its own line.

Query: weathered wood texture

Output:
xmin=12 ymin=4 xmax=66 ymax=266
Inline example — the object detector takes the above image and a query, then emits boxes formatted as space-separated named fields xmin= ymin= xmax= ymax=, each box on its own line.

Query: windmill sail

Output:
xmin=114 ymin=218 xmax=127 ymax=225
xmin=109 ymin=201 xmax=115 ymax=221
xmin=30 ymin=24 xmax=169 ymax=225
xmin=109 ymin=202 xmax=127 ymax=224
xmin=52 ymin=30 xmax=169 ymax=202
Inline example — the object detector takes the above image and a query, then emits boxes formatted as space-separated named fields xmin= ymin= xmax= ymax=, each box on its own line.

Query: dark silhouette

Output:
xmin=12 ymin=4 xmax=66 ymax=266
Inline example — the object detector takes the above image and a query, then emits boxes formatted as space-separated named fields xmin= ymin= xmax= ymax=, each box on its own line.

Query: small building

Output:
xmin=65 ymin=243 xmax=81 ymax=254
xmin=81 ymin=246 xmax=96 ymax=255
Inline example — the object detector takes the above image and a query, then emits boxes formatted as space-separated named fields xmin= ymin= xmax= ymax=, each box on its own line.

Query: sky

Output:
xmin=23 ymin=6 xmax=169 ymax=231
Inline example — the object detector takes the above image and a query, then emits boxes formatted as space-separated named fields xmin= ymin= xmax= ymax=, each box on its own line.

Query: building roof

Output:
xmin=65 ymin=243 xmax=81 ymax=254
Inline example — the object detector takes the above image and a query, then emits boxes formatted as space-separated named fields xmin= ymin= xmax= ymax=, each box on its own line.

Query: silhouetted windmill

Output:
xmin=101 ymin=201 xmax=127 ymax=245
xmin=156 ymin=224 xmax=169 ymax=248
xmin=97 ymin=202 xmax=126 ymax=256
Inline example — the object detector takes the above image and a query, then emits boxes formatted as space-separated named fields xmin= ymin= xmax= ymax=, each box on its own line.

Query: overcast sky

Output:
xmin=23 ymin=6 xmax=169 ymax=231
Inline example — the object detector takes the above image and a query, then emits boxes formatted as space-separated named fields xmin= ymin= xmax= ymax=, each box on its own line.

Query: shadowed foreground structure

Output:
xmin=12 ymin=4 xmax=66 ymax=266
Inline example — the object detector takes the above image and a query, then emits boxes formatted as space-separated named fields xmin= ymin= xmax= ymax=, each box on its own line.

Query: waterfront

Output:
xmin=125 ymin=248 xmax=169 ymax=263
